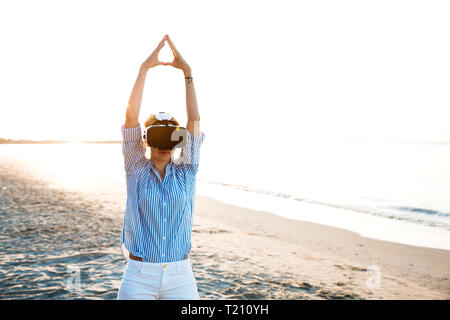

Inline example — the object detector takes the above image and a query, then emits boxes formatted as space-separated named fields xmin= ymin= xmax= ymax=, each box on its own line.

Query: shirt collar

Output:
xmin=149 ymin=158 xmax=173 ymax=176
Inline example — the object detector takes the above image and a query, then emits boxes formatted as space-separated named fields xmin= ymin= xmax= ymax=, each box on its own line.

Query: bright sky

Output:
xmin=0 ymin=0 xmax=449 ymax=145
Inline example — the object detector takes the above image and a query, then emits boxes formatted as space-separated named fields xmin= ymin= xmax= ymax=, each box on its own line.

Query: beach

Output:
xmin=193 ymin=195 xmax=450 ymax=299
xmin=1 ymin=155 xmax=449 ymax=300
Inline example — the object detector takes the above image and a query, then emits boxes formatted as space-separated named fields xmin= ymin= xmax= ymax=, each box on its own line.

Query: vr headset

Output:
xmin=143 ymin=112 xmax=188 ymax=151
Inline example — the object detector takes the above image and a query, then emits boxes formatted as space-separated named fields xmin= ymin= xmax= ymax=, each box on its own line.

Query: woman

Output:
xmin=117 ymin=34 xmax=205 ymax=300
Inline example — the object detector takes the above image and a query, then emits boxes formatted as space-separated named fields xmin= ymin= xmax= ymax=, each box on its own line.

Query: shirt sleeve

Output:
xmin=121 ymin=123 xmax=147 ymax=176
xmin=177 ymin=130 xmax=206 ymax=177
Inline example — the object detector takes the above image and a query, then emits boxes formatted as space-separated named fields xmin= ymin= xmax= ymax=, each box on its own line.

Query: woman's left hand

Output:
xmin=165 ymin=35 xmax=191 ymax=75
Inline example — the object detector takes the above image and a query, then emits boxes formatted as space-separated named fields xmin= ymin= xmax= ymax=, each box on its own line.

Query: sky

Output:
xmin=0 ymin=0 xmax=449 ymax=145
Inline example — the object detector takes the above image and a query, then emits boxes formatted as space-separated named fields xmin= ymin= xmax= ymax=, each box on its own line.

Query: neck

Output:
xmin=151 ymin=157 xmax=170 ymax=172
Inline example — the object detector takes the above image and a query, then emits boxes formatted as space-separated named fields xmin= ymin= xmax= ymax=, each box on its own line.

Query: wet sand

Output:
xmin=0 ymin=157 xmax=124 ymax=299
xmin=0 ymin=156 xmax=449 ymax=299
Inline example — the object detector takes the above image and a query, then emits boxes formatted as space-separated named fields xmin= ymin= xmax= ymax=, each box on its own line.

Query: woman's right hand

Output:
xmin=141 ymin=35 xmax=170 ymax=70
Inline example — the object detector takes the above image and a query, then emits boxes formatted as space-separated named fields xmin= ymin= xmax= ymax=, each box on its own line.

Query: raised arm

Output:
xmin=183 ymin=66 xmax=201 ymax=135
xmin=165 ymin=35 xmax=205 ymax=175
xmin=124 ymin=66 xmax=147 ymax=128
xmin=121 ymin=35 xmax=169 ymax=176
xmin=165 ymin=35 xmax=201 ymax=135
xmin=124 ymin=35 xmax=168 ymax=128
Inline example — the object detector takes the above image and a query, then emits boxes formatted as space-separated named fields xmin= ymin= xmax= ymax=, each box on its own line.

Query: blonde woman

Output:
xmin=117 ymin=34 xmax=205 ymax=300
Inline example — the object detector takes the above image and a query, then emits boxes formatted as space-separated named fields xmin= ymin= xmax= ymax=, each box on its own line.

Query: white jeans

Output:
xmin=117 ymin=257 xmax=200 ymax=300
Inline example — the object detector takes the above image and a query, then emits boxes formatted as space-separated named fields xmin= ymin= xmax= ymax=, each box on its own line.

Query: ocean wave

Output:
xmin=391 ymin=206 xmax=450 ymax=218
xmin=198 ymin=179 xmax=450 ymax=231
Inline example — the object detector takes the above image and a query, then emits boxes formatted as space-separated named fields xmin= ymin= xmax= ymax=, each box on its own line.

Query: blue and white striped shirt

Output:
xmin=120 ymin=123 xmax=205 ymax=263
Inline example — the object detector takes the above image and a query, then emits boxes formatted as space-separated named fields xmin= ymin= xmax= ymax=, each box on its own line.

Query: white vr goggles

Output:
xmin=143 ymin=112 xmax=187 ymax=150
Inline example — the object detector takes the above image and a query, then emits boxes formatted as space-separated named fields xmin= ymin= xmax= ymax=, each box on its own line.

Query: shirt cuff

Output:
xmin=121 ymin=124 xmax=142 ymax=142
xmin=186 ymin=130 xmax=206 ymax=146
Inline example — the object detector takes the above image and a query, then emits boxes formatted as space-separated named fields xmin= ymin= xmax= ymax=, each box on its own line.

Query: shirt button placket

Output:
xmin=162 ymin=195 xmax=167 ymax=260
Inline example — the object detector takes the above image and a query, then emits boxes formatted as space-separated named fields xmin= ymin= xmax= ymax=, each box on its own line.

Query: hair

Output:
xmin=144 ymin=113 xmax=180 ymax=128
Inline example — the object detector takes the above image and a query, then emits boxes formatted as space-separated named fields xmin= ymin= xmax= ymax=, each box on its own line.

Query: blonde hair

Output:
xmin=144 ymin=114 xmax=180 ymax=128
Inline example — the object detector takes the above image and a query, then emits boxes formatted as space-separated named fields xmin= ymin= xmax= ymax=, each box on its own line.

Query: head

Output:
xmin=144 ymin=113 xmax=180 ymax=162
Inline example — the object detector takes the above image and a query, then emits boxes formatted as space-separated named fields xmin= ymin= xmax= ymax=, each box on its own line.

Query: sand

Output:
xmin=191 ymin=196 xmax=450 ymax=299
xmin=1 ymin=155 xmax=449 ymax=299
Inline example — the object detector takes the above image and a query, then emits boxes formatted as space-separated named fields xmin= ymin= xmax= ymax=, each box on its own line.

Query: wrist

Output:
xmin=183 ymin=66 xmax=192 ymax=77
xmin=140 ymin=64 xmax=149 ymax=74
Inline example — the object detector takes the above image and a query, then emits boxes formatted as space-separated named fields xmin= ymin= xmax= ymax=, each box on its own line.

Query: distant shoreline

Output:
xmin=1 ymin=137 xmax=449 ymax=145
xmin=0 ymin=138 xmax=120 ymax=144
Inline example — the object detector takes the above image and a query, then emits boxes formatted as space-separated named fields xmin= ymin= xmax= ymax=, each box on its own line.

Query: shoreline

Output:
xmin=192 ymin=195 xmax=450 ymax=299
xmin=196 ymin=180 xmax=450 ymax=252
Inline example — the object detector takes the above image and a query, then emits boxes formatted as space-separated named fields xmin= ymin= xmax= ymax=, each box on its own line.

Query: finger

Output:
xmin=155 ymin=36 xmax=167 ymax=51
xmin=166 ymin=36 xmax=179 ymax=57
xmin=157 ymin=39 xmax=165 ymax=49
xmin=166 ymin=36 xmax=177 ymax=52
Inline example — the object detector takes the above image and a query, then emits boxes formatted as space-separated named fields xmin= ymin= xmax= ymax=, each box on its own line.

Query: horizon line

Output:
xmin=1 ymin=137 xmax=450 ymax=145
